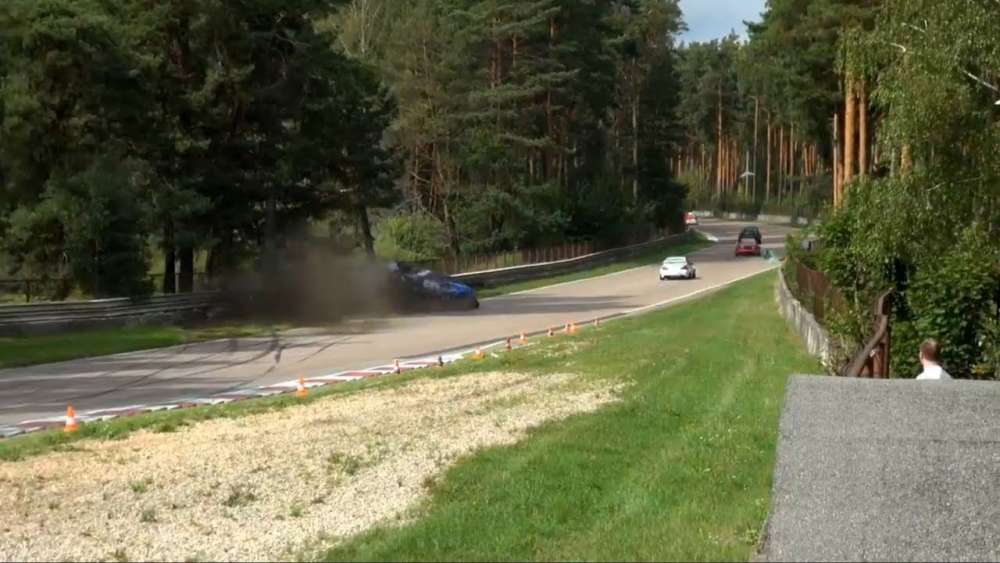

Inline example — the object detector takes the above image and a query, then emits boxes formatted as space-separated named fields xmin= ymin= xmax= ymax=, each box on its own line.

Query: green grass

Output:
xmin=0 ymin=323 xmax=288 ymax=370
xmin=478 ymin=232 xmax=710 ymax=299
xmin=321 ymin=272 xmax=819 ymax=561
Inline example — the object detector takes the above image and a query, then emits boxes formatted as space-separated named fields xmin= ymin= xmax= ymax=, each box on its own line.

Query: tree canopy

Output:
xmin=0 ymin=0 xmax=692 ymax=299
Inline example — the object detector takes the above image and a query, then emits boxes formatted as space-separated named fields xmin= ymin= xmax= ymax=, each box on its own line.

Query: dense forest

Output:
xmin=2 ymin=0 xmax=998 ymax=379
xmin=0 ymin=0 xmax=691 ymax=300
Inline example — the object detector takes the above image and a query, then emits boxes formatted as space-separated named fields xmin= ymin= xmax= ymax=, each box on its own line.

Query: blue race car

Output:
xmin=387 ymin=262 xmax=480 ymax=311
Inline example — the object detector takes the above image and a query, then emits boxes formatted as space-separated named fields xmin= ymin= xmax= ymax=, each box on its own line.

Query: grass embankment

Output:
xmin=322 ymin=272 xmax=818 ymax=561
xmin=477 ymin=232 xmax=710 ymax=298
xmin=0 ymin=324 xmax=285 ymax=371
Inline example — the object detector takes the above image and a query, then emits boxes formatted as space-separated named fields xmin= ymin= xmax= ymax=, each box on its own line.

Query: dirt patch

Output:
xmin=0 ymin=371 xmax=622 ymax=561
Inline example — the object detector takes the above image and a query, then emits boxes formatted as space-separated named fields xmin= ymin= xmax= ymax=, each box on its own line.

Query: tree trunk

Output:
xmin=766 ymin=116 xmax=773 ymax=203
xmin=733 ymin=140 xmax=739 ymax=192
xmin=778 ymin=126 xmax=785 ymax=202
xmin=163 ymin=222 xmax=176 ymax=294
xmin=733 ymin=139 xmax=739 ymax=192
xmin=859 ymin=80 xmax=869 ymax=178
xmin=833 ymin=112 xmax=841 ymax=206
xmin=752 ymin=97 xmax=760 ymax=196
xmin=443 ymin=197 xmax=461 ymax=261
xmin=901 ymin=144 xmax=913 ymax=177
xmin=179 ymin=246 xmax=194 ymax=293
xmin=789 ymin=124 xmax=796 ymax=196
xmin=632 ymin=92 xmax=639 ymax=202
xmin=356 ymin=203 xmax=375 ymax=259
xmin=736 ymin=147 xmax=741 ymax=197
xmin=716 ymin=83 xmax=723 ymax=199
xmin=744 ymin=150 xmax=751 ymax=197
xmin=844 ymin=77 xmax=857 ymax=189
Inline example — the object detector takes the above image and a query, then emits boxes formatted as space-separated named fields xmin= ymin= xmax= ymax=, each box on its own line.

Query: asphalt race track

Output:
xmin=0 ymin=219 xmax=795 ymax=427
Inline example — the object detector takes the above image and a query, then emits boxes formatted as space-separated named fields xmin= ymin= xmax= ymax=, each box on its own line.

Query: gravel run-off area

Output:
xmin=0 ymin=371 xmax=622 ymax=562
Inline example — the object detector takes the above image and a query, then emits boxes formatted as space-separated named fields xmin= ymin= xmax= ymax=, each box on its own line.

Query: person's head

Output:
xmin=919 ymin=339 xmax=941 ymax=366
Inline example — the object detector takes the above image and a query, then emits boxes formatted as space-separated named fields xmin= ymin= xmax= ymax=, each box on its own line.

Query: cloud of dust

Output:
xmin=217 ymin=240 xmax=402 ymax=324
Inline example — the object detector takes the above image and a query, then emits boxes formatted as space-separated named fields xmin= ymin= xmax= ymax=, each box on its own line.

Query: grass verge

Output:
xmin=0 ymin=323 xmax=288 ymax=371
xmin=321 ymin=272 xmax=819 ymax=561
xmin=477 ymin=232 xmax=710 ymax=298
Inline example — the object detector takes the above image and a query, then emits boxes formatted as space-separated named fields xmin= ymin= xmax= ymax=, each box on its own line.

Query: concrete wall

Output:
xmin=776 ymin=270 xmax=833 ymax=371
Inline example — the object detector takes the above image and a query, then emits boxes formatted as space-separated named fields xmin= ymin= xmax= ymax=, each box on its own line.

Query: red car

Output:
xmin=685 ymin=212 xmax=699 ymax=226
xmin=735 ymin=226 xmax=762 ymax=256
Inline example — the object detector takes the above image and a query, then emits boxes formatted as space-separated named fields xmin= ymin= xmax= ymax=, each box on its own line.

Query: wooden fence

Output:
xmin=788 ymin=258 xmax=846 ymax=325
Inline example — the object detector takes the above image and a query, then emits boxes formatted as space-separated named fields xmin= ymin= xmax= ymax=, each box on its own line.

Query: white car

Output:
xmin=659 ymin=256 xmax=696 ymax=280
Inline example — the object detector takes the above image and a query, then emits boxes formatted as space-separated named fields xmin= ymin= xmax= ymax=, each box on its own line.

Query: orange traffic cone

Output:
xmin=64 ymin=405 xmax=79 ymax=433
xmin=296 ymin=377 xmax=308 ymax=398
xmin=567 ymin=322 xmax=577 ymax=335
xmin=519 ymin=332 xmax=527 ymax=345
xmin=473 ymin=347 xmax=485 ymax=360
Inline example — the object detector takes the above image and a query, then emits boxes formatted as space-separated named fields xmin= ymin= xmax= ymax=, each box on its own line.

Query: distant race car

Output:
xmin=659 ymin=256 xmax=697 ymax=280
xmin=735 ymin=226 xmax=763 ymax=257
xmin=685 ymin=212 xmax=699 ymax=226
xmin=386 ymin=262 xmax=480 ymax=311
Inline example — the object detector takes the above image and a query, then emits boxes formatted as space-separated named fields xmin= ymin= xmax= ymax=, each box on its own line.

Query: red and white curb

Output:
xmin=0 ymin=342 xmax=527 ymax=440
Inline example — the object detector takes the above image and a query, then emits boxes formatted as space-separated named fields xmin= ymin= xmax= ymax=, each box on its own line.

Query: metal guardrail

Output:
xmin=0 ymin=273 xmax=212 ymax=303
xmin=452 ymin=233 xmax=690 ymax=288
xmin=0 ymin=293 xmax=220 ymax=337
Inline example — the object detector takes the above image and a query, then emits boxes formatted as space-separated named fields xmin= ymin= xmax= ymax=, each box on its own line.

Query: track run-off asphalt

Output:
xmin=0 ymin=219 xmax=796 ymax=427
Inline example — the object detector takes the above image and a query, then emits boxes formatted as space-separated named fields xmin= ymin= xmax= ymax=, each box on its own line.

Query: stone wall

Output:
xmin=776 ymin=269 xmax=833 ymax=371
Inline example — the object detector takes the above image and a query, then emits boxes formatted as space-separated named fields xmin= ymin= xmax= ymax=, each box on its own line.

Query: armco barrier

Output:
xmin=453 ymin=233 xmax=690 ymax=288
xmin=0 ymin=293 xmax=220 ymax=337
xmin=695 ymin=210 xmax=813 ymax=226
xmin=0 ymin=233 xmax=695 ymax=335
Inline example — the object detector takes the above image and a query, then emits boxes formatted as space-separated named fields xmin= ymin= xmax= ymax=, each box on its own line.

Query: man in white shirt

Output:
xmin=916 ymin=339 xmax=953 ymax=380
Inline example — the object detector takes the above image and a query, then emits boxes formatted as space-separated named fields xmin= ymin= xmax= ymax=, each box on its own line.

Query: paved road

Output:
xmin=0 ymin=220 xmax=794 ymax=426
xmin=764 ymin=376 xmax=1000 ymax=562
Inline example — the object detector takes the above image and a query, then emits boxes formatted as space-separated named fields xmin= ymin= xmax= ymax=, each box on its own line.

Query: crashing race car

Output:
xmin=386 ymin=262 xmax=480 ymax=311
